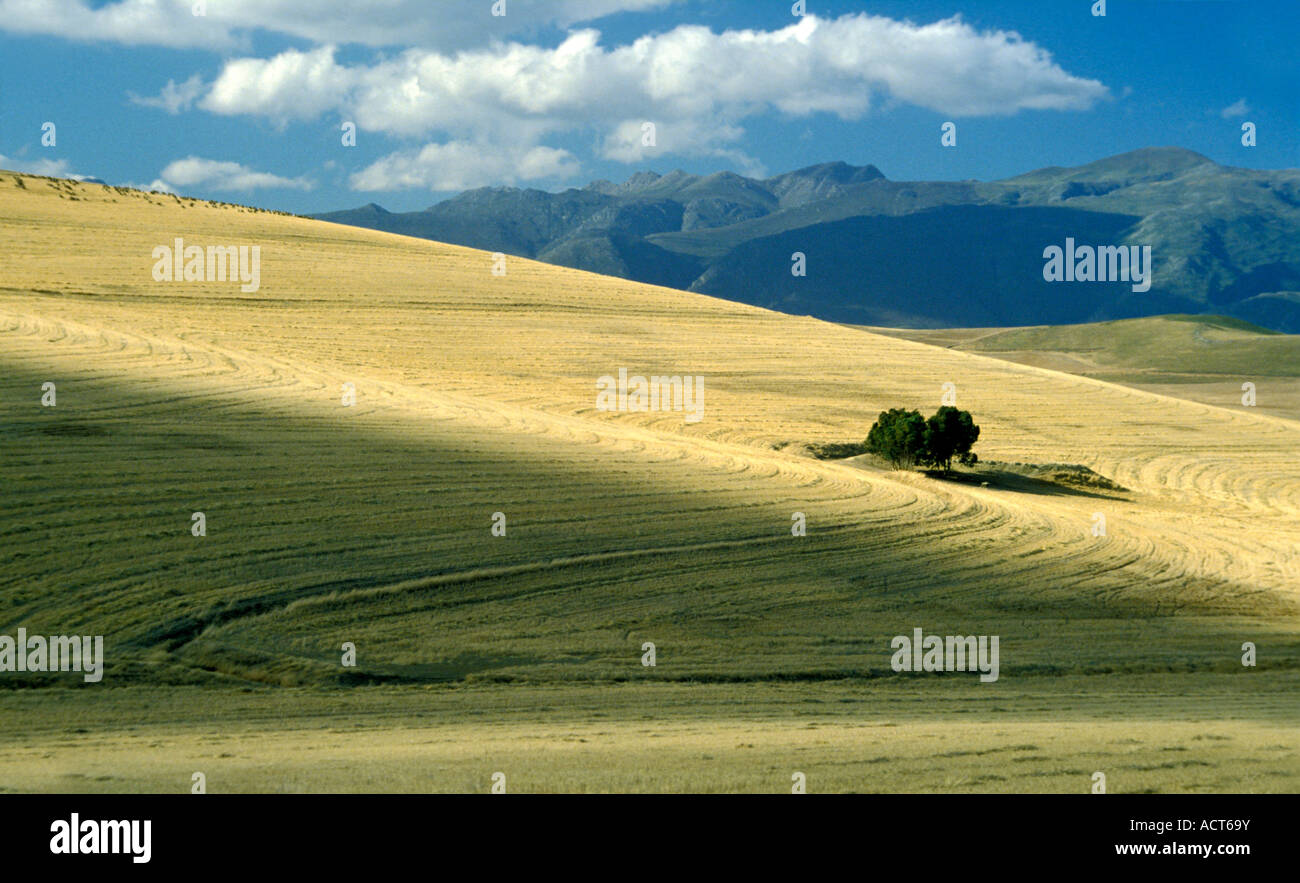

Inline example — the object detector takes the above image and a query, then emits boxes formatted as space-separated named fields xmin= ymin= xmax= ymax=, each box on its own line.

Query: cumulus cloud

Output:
xmin=201 ymin=15 xmax=1107 ymax=127
xmin=601 ymin=118 xmax=762 ymax=175
xmin=129 ymin=74 xmax=204 ymax=114
xmin=203 ymin=47 xmax=352 ymax=125
xmin=154 ymin=157 xmax=313 ymax=192
xmin=0 ymin=153 xmax=75 ymax=176
xmin=1220 ymin=98 xmax=1250 ymax=119
xmin=0 ymin=0 xmax=683 ymax=50
xmin=189 ymin=13 xmax=1105 ymax=188
xmin=134 ymin=179 xmax=177 ymax=194
xmin=0 ymin=0 xmax=219 ymax=48
xmin=8 ymin=8 xmax=1107 ymax=194
xmin=350 ymin=142 xmax=579 ymax=191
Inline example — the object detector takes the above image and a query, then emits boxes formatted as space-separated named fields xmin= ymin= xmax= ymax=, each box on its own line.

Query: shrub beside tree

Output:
xmin=865 ymin=405 xmax=980 ymax=474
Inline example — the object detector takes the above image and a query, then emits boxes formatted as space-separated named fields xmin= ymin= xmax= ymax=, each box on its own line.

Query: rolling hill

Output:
xmin=2 ymin=170 xmax=1298 ymax=793
xmin=871 ymin=315 xmax=1300 ymax=422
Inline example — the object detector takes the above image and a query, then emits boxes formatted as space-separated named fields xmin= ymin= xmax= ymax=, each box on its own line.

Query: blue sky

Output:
xmin=0 ymin=0 xmax=1295 ymax=214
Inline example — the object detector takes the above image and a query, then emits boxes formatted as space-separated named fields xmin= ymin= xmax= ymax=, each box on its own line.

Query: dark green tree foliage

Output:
xmin=864 ymin=408 xmax=926 ymax=468
xmin=919 ymin=406 xmax=980 ymax=473
xmin=865 ymin=406 xmax=980 ymax=473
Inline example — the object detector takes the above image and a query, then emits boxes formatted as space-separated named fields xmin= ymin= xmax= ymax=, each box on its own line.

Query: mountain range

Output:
xmin=314 ymin=147 xmax=1300 ymax=332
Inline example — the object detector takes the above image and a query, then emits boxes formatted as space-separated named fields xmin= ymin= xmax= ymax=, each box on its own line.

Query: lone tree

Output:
xmin=918 ymin=406 xmax=980 ymax=474
xmin=865 ymin=405 xmax=980 ymax=474
xmin=864 ymin=407 xmax=926 ymax=469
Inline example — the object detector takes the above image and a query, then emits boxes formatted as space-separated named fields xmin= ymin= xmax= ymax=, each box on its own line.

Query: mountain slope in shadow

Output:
xmin=314 ymin=148 xmax=1300 ymax=332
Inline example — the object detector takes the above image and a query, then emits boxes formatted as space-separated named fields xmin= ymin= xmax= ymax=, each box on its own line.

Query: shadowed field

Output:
xmin=1 ymin=172 xmax=1297 ymax=792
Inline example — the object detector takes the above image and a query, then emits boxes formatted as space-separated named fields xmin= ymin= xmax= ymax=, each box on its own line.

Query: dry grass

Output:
xmin=0 ymin=171 xmax=1297 ymax=792
xmin=0 ymin=681 xmax=1295 ymax=793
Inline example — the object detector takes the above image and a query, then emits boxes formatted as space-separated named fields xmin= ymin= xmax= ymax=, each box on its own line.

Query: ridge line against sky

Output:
xmin=0 ymin=0 xmax=1295 ymax=214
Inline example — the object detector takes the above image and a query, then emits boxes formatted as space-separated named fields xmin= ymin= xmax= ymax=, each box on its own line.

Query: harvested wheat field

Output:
xmin=1 ymin=171 xmax=1297 ymax=793
xmin=869 ymin=317 xmax=1300 ymax=424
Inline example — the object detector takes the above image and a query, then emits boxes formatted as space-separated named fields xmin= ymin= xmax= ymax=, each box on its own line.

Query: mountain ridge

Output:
xmin=314 ymin=147 xmax=1300 ymax=332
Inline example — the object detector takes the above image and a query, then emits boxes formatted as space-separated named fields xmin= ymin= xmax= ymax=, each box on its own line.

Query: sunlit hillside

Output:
xmin=1 ymin=171 xmax=1297 ymax=793
xmin=871 ymin=315 xmax=1300 ymax=422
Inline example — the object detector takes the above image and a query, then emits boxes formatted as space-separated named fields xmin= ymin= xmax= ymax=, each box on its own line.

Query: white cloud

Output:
xmin=117 ymin=178 xmax=178 ymax=194
xmin=154 ymin=157 xmax=313 ymax=192
xmin=0 ymin=0 xmax=683 ymax=49
xmin=1220 ymin=98 xmax=1250 ymax=119
xmin=203 ymin=46 xmax=351 ymax=124
xmin=600 ymin=118 xmax=763 ymax=175
xmin=0 ymin=0 xmax=222 ymax=48
xmin=0 ymin=153 xmax=77 ymax=177
xmin=350 ymin=142 xmax=579 ymax=192
xmin=191 ymin=13 xmax=1105 ymax=188
xmin=5 ymin=9 xmax=1108 ymax=195
xmin=129 ymin=74 xmax=204 ymax=114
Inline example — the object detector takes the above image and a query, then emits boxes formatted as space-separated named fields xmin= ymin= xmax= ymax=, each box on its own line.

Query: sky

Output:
xmin=0 ymin=0 xmax=1295 ymax=214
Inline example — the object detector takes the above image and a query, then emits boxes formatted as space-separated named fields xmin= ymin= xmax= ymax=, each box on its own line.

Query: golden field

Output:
xmin=0 ymin=171 xmax=1296 ymax=792
xmin=870 ymin=317 xmax=1300 ymax=423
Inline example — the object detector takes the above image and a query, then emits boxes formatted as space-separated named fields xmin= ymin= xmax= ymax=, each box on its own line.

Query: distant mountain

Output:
xmin=314 ymin=148 xmax=1300 ymax=332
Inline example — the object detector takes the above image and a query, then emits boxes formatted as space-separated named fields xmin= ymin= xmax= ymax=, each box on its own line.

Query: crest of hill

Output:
xmin=0 ymin=168 xmax=300 ymax=217
xmin=953 ymin=314 xmax=1300 ymax=378
xmin=1002 ymin=146 xmax=1217 ymax=186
